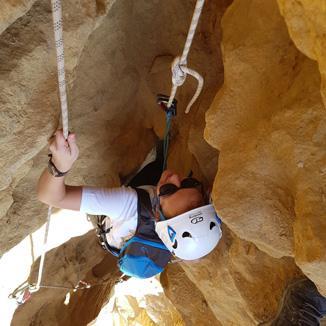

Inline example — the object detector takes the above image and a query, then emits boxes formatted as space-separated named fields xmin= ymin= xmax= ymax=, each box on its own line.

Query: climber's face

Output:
xmin=157 ymin=170 xmax=204 ymax=219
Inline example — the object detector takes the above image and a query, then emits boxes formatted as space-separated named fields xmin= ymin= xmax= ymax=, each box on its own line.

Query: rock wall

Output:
xmin=277 ymin=0 xmax=326 ymax=104
xmin=0 ymin=0 xmax=116 ymax=254
xmin=205 ymin=0 xmax=326 ymax=296
xmin=1 ymin=0 xmax=325 ymax=325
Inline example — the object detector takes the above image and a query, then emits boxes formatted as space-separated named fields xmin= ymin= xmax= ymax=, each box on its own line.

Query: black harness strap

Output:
xmin=97 ymin=187 xmax=163 ymax=256
xmin=97 ymin=217 xmax=120 ymax=257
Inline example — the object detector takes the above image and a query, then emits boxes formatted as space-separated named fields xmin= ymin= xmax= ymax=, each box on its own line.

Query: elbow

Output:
xmin=37 ymin=193 xmax=60 ymax=207
xmin=37 ymin=191 xmax=51 ymax=206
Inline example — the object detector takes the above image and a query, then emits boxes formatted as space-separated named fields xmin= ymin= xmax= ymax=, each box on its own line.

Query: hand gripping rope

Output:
xmin=9 ymin=0 xmax=69 ymax=304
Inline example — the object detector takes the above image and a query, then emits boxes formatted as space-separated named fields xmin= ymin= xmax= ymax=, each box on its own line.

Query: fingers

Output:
xmin=54 ymin=130 xmax=67 ymax=149
xmin=48 ymin=130 xmax=77 ymax=154
xmin=67 ymin=133 xmax=79 ymax=158
xmin=47 ymin=130 xmax=79 ymax=171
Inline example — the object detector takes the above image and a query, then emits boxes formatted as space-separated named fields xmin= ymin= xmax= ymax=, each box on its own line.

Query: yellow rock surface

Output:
xmin=1 ymin=0 xmax=325 ymax=324
xmin=205 ymin=0 xmax=326 ymax=294
xmin=181 ymin=227 xmax=301 ymax=324
xmin=277 ymin=0 xmax=326 ymax=104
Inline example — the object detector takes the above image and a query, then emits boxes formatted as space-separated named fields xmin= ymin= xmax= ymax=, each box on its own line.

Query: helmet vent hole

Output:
xmin=210 ymin=222 xmax=216 ymax=230
xmin=172 ymin=240 xmax=178 ymax=249
xmin=182 ymin=232 xmax=192 ymax=238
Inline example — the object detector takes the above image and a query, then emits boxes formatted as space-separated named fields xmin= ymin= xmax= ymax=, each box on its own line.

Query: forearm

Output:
xmin=37 ymin=168 xmax=67 ymax=206
xmin=38 ymin=130 xmax=81 ymax=209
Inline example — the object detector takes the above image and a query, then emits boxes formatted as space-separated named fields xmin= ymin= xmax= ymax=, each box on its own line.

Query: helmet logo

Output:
xmin=189 ymin=211 xmax=204 ymax=224
xmin=191 ymin=216 xmax=203 ymax=224
xmin=167 ymin=226 xmax=176 ymax=242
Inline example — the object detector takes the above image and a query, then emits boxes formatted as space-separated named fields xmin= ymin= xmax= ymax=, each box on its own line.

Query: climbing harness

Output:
xmin=97 ymin=188 xmax=172 ymax=279
xmin=157 ymin=0 xmax=205 ymax=168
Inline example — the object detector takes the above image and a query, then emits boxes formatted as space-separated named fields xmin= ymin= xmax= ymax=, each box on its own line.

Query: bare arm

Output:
xmin=37 ymin=169 xmax=82 ymax=210
xmin=37 ymin=130 xmax=82 ymax=211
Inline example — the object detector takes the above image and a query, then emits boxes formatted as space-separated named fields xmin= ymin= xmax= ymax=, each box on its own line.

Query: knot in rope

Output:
xmin=169 ymin=56 xmax=204 ymax=114
xmin=171 ymin=57 xmax=187 ymax=87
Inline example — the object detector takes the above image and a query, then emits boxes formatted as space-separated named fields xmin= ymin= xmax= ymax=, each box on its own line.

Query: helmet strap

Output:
xmin=159 ymin=208 xmax=166 ymax=221
xmin=154 ymin=195 xmax=166 ymax=221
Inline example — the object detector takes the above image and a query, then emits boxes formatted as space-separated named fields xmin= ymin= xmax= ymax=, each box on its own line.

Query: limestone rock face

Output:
xmin=162 ymin=264 xmax=221 ymax=325
xmin=0 ymin=0 xmax=36 ymax=34
xmin=0 ymin=0 xmax=115 ymax=254
xmin=205 ymin=0 xmax=326 ymax=294
xmin=1 ymin=0 xmax=326 ymax=324
xmin=94 ymin=277 xmax=184 ymax=326
xmin=277 ymin=0 xmax=326 ymax=104
xmin=181 ymin=227 xmax=301 ymax=325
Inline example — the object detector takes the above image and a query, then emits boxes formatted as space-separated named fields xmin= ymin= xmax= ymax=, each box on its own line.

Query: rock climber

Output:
xmin=37 ymin=129 xmax=222 ymax=277
xmin=37 ymin=130 xmax=326 ymax=323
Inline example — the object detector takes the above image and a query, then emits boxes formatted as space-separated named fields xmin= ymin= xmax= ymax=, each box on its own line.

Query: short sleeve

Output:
xmin=80 ymin=186 xmax=138 ymax=220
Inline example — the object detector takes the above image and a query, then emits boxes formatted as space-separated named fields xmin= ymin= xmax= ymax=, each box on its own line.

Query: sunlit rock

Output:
xmin=205 ymin=0 xmax=326 ymax=295
xmin=1 ymin=0 xmax=325 ymax=324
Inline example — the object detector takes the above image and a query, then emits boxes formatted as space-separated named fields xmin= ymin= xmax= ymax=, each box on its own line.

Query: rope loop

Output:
xmin=181 ymin=66 xmax=204 ymax=114
xmin=171 ymin=57 xmax=187 ymax=87
xmin=170 ymin=57 xmax=204 ymax=114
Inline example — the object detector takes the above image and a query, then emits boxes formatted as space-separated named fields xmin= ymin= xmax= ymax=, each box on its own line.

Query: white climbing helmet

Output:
xmin=155 ymin=204 xmax=222 ymax=260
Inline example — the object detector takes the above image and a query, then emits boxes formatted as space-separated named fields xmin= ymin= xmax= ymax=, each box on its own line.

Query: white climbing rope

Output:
xmin=167 ymin=0 xmax=205 ymax=114
xmin=33 ymin=0 xmax=69 ymax=293
xmin=33 ymin=207 xmax=52 ymax=291
xmin=51 ymin=0 xmax=69 ymax=138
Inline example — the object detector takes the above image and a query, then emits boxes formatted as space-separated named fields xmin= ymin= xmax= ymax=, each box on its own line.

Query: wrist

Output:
xmin=48 ymin=155 xmax=70 ymax=177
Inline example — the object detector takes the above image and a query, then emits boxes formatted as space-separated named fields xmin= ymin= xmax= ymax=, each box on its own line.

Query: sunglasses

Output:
xmin=158 ymin=177 xmax=202 ymax=197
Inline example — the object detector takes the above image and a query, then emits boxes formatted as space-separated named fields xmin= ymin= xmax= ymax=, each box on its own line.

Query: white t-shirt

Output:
xmin=80 ymin=185 xmax=157 ymax=249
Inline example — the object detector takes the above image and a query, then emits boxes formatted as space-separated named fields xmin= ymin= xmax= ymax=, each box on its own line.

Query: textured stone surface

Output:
xmin=162 ymin=264 xmax=221 ymax=325
xmin=277 ymin=0 xmax=326 ymax=104
xmin=1 ymin=0 xmax=326 ymax=324
xmin=0 ymin=0 xmax=36 ymax=34
xmin=0 ymin=0 xmax=115 ymax=254
xmin=94 ymin=277 xmax=184 ymax=326
xmin=205 ymin=0 xmax=326 ymax=294
xmin=181 ymin=227 xmax=301 ymax=325
xmin=275 ymin=0 xmax=326 ymax=294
